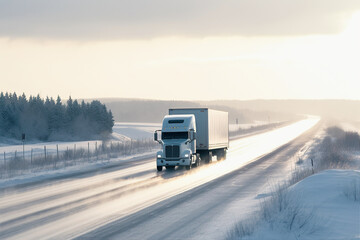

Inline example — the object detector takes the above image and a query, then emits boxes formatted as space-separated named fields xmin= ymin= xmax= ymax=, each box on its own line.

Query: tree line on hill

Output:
xmin=0 ymin=92 xmax=114 ymax=141
xmin=102 ymin=99 xmax=300 ymax=123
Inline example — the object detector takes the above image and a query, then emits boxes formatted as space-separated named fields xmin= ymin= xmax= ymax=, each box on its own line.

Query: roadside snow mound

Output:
xmin=245 ymin=170 xmax=360 ymax=240
xmin=112 ymin=122 xmax=161 ymax=140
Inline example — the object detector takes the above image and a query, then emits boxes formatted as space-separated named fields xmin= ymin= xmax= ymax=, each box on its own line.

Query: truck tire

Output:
xmin=197 ymin=154 xmax=201 ymax=166
xmin=217 ymin=149 xmax=227 ymax=161
xmin=205 ymin=152 xmax=213 ymax=164
xmin=193 ymin=154 xmax=200 ymax=167
xmin=186 ymin=164 xmax=192 ymax=170
xmin=194 ymin=155 xmax=200 ymax=167
xmin=200 ymin=152 xmax=212 ymax=164
xmin=157 ymin=166 xmax=163 ymax=171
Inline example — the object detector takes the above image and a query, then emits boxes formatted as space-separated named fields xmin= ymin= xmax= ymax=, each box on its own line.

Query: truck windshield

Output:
xmin=162 ymin=132 xmax=188 ymax=139
xmin=168 ymin=119 xmax=184 ymax=124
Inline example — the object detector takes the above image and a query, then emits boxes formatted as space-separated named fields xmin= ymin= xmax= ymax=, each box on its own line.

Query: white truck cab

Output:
xmin=154 ymin=114 xmax=199 ymax=171
xmin=154 ymin=108 xmax=229 ymax=171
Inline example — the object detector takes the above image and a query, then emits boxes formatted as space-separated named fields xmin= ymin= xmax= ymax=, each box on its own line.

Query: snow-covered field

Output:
xmin=112 ymin=122 xmax=161 ymax=140
xmin=0 ymin=122 xmax=159 ymax=161
xmin=228 ymin=124 xmax=360 ymax=240
xmin=234 ymin=170 xmax=360 ymax=240
xmin=0 ymin=122 xmax=160 ymax=179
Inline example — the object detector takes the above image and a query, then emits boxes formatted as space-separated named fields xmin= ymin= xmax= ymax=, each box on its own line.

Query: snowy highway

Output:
xmin=0 ymin=117 xmax=320 ymax=240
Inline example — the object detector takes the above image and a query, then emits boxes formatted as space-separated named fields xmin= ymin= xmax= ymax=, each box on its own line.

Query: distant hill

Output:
xmin=104 ymin=99 xmax=202 ymax=123
xmin=81 ymin=98 xmax=360 ymax=124
xmin=85 ymin=98 xmax=300 ymax=123
xmin=203 ymin=99 xmax=360 ymax=122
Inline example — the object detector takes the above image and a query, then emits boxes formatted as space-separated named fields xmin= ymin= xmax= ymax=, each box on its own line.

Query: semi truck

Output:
xmin=154 ymin=108 xmax=229 ymax=171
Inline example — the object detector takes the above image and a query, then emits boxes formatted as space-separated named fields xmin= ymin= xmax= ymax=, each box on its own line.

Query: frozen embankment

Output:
xmin=229 ymin=169 xmax=360 ymax=240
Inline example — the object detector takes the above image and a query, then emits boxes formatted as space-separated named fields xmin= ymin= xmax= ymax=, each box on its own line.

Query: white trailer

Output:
xmin=154 ymin=108 xmax=229 ymax=171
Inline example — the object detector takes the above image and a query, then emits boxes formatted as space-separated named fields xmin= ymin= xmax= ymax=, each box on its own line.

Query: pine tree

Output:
xmin=0 ymin=92 xmax=114 ymax=141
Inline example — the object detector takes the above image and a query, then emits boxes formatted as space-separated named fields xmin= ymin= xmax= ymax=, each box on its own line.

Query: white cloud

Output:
xmin=0 ymin=0 xmax=359 ymax=40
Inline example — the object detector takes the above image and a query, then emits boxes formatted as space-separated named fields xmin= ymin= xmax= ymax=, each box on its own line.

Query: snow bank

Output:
xmin=239 ymin=170 xmax=360 ymax=240
xmin=288 ymin=170 xmax=360 ymax=239
xmin=112 ymin=122 xmax=161 ymax=140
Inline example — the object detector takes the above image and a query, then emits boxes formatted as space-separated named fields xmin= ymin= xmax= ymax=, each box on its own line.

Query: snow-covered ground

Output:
xmin=239 ymin=170 xmax=360 ymax=240
xmin=112 ymin=122 xmax=161 ymax=140
xmin=0 ymin=122 xmax=159 ymax=161
xmin=228 ymin=124 xmax=360 ymax=240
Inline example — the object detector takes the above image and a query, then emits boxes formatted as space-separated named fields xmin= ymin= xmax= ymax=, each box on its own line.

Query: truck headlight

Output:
xmin=184 ymin=154 xmax=189 ymax=158
xmin=157 ymin=154 xmax=162 ymax=158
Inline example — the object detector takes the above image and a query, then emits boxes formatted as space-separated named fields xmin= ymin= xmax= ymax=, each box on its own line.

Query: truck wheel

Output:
xmin=186 ymin=164 xmax=192 ymax=170
xmin=200 ymin=152 xmax=209 ymax=164
xmin=157 ymin=166 xmax=163 ymax=171
xmin=223 ymin=150 xmax=227 ymax=160
xmin=194 ymin=156 xmax=200 ymax=167
xmin=217 ymin=149 xmax=227 ymax=161
xmin=205 ymin=152 xmax=213 ymax=164
xmin=191 ymin=155 xmax=198 ymax=168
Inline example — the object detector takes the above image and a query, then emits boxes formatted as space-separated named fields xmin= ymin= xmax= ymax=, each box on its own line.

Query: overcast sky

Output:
xmin=1 ymin=0 xmax=360 ymax=100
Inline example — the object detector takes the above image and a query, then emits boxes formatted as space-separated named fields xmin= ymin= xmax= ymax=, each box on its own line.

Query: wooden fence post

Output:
xmin=96 ymin=142 xmax=98 ymax=160
xmin=44 ymin=146 xmax=47 ymax=162
xmin=130 ymin=140 xmax=133 ymax=154
xmin=55 ymin=145 xmax=58 ymax=168
xmin=311 ymin=158 xmax=314 ymax=174
xmin=23 ymin=141 xmax=25 ymax=161
xmin=57 ymin=144 xmax=59 ymax=162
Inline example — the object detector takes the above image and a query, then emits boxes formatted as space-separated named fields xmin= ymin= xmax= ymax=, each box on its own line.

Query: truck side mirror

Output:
xmin=154 ymin=132 xmax=158 ymax=141
xmin=189 ymin=129 xmax=196 ymax=141
xmin=154 ymin=130 xmax=162 ymax=142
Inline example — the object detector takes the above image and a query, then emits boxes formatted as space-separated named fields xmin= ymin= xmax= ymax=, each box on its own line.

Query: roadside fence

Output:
xmin=0 ymin=138 xmax=159 ymax=178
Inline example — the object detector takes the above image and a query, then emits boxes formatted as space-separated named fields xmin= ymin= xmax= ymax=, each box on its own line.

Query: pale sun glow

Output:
xmin=0 ymin=12 xmax=359 ymax=100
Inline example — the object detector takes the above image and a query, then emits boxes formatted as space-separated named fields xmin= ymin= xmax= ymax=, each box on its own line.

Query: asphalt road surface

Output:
xmin=0 ymin=117 xmax=320 ymax=240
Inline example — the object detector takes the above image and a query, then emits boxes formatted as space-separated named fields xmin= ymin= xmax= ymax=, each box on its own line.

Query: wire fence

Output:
xmin=0 ymin=138 xmax=159 ymax=179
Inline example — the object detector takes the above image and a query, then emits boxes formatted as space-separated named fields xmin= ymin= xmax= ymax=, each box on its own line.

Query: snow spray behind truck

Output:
xmin=154 ymin=108 xmax=229 ymax=171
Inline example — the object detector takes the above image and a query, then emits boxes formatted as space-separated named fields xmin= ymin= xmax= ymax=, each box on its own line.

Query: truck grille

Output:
xmin=165 ymin=145 xmax=180 ymax=158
